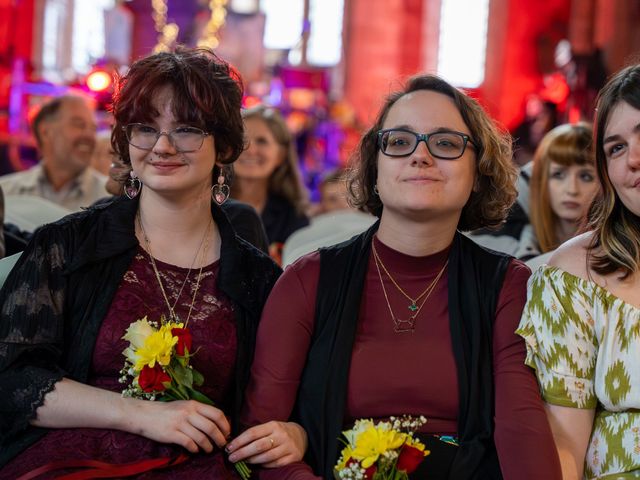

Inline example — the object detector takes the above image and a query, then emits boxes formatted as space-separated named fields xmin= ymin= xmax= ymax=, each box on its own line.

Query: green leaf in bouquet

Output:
xmin=177 ymin=355 xmax=189 ymax=367
xmin=176 ymin=382 xmax=191 ymax=399
xmin=187 ymin=386 xmax=216 ymax=406
xmin=161 ymin=390 xmax=181 ymax=401
xmin=171 ymin=360 xmax=194 ymax=388
xmin=192 ymin=368 xmax=204 ymax=387
xmin=392 ymin=471 xmax=408 ymax=480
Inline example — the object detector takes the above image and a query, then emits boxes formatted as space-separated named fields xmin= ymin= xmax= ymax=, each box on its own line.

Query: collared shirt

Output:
xmin=0 ymin=163 xmax=107 ymax=212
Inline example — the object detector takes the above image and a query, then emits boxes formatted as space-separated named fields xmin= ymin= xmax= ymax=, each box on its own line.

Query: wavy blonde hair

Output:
xmin=233 ymin=105 xmax=308 ymax=214
xmin=588 ymin=64 xmax=640 ymax=279
xmin=530 ymin=122 xmax=594 ymax=253
xmin=348 ymin=74 xmax=516 ymax=231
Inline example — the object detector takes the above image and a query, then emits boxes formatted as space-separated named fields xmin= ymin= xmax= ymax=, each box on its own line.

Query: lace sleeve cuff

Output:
xmin=0 ymin=365 xmax=66 ymax=442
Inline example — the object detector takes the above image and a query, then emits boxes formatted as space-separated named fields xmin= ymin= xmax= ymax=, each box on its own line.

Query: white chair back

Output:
xmin=5 ymin=195 xmax=72 ymax=232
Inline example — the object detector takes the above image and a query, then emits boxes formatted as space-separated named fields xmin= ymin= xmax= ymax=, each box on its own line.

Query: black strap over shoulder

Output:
xmin=447 ymin=233 xmax=511 ymax=480
xmin=293 ymin=226 xmax=511 ymax=480
xmin=293 ymin=221 xmax=377 ymax=476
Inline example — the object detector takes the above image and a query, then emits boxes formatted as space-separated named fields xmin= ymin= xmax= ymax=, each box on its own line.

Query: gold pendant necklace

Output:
xmin=137 ymin=211 xmax=211 ymax=326
xmin=372 ymin=242 xmax=441 ymax=312
xmin=372 ymin=242 xmax=448 ymax=333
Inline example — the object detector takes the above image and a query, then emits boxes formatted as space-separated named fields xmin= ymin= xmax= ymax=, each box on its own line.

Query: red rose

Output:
xmin=363 ymin=464 xmax=377 ymax=478
xmin=346 ymin=459 xmax=376 ymax=479
xmin=171 ymin=327 xmax=192 ymax=356
xmin=138 ymin=364 xmax=171 ymax=393
xmin=396 ymin=444 xmax=426 ymax=474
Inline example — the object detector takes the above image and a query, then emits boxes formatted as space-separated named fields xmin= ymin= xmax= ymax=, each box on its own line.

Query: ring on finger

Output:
xmin=268 ymin=437 xmax=274 ymax=449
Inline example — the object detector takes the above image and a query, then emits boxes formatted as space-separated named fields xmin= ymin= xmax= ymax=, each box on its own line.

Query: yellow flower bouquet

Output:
xmin=119 ymin=316 xmax=251 ymax=480
xmin=334 ymin=416 xmax=430 ymax=480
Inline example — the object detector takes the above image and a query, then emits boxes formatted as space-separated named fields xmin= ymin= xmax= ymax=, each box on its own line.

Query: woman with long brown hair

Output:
xmin=517 ymin=64 xmax=640 ymax=479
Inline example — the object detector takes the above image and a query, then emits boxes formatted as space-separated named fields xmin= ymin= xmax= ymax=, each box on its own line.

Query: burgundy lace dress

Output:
xmin=1 ymin=247 xmax=240 ymax=479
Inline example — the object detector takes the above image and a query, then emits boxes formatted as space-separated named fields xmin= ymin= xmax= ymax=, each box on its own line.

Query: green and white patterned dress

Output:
xmin=517 ymin=265 xmax=640 ymax=479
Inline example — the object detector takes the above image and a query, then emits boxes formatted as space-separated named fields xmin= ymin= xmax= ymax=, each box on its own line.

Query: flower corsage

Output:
xmin=334 ymin=416 xmax=430 ymax=479
xmin=120 ymin=316 xmax=251 ymax=480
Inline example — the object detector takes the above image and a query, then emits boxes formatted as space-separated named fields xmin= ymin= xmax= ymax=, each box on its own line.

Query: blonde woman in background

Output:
xmin=231 ymin=105 xmax=309 ymax=263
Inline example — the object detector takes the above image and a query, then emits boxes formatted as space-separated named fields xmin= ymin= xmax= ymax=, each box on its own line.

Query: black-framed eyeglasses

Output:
xmin=377 ymin=128 xmax=477 ymax=159
xmin=123 ymin=123 xmax=211 ymax=153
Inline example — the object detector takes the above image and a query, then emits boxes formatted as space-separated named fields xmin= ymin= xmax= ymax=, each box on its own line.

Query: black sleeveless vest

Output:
xmin=292 ymin=222 xmax=511 ymax=479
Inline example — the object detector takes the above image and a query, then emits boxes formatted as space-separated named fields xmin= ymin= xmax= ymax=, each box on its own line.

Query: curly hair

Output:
xmin=110 ymin=46 xmax=244 ymax=174
xmin=347 ymin=74 xmax=515 ymax=231
xmin=588 ymin=63 xmax=640 ymax=279
xmin=233 ymin=105 xmax=308 ymax=214
xmin=530 ymin=122 xmax=595 ymax=253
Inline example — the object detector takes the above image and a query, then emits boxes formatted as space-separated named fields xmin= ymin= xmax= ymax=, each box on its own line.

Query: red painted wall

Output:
xmin=343 ymin=0 xmax=424 ymax=126
xmin=343 ymin=0 xmax=571 ymax=131
xmin=0 ymin=0 xmax=34 ymax=132
xmin=479 ymin=0 xmax=571 ymax=130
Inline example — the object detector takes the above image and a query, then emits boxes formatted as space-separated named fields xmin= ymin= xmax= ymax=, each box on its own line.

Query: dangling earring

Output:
xmin=124 ymin=170 xmax=142 ymax=199
xmin=211 ymin=172 xmax=230 ymax=205
xmin=373 ymin=185 xmax=380 ymax=195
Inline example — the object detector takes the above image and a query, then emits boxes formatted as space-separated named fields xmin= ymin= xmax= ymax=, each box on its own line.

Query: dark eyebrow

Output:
xmin=388 ymin=125 xmax=469 ymax=135
xmin=387 ymin=124 xmax=417 ymax=132
xmin=604 ymin=122 xmax=640 ymax=144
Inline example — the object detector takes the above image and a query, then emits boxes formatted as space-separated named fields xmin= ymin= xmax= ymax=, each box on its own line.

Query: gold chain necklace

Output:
xmin=372 ymin=246 xmax=448 ymax=333
xmin=137 ymin=212 xmax=211 ymax=326
xmin=372 ymin=241 xmax=442 ymax=312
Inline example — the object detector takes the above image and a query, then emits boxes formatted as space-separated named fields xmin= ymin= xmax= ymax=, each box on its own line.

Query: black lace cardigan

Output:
xmin=0 ymin=196 xmax=281 ymax=466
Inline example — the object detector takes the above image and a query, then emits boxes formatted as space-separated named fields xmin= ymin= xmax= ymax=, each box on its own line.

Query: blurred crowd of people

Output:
xmin=0 ymin=46 xmax=639 ymax=480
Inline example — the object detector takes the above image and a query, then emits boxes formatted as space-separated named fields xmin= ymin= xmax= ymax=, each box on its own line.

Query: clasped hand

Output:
xmin=225 ymin=421 xmax=308 ymax=468
xmin=132 ymin=400 xmax=306 ymax=468
xmin=133 ymin=399 xmax=230 ymax=454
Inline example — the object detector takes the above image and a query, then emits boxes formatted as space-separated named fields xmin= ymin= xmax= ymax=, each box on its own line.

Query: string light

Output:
xmin=152 ymin=0 xmax=179 ymax=53
xmin=197 ymin=0 xmax=228 ymax=49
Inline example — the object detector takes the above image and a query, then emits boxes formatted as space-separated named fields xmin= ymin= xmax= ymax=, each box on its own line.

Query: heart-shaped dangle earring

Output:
xmin=211 ymin=172 xmax=230 ymax=205
xmin=124 ymin=170 xmax=142 ymax=199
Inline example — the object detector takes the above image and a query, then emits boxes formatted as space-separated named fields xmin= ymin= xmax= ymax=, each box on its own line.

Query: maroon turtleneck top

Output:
xmin=242 ymin=237 xmax=561 ymax=479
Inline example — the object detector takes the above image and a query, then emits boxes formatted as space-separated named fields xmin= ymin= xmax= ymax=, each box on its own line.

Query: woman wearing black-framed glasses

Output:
xmin=239 ymin=74 xmax=562 ymax=479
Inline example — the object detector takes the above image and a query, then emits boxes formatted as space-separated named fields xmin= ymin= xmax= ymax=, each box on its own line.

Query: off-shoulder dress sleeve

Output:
xmin=516 ymin=265 xmax=598 ymax=409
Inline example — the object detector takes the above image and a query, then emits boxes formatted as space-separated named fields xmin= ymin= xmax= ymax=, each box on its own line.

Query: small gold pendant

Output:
xmin=394 ymin=317 xmax=416 ymax=333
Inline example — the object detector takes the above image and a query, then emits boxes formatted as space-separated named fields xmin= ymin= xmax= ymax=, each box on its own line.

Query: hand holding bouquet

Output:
xmin=119 ymin=316 xmax=252 ymax=480
xmin=334 ymin=416 xmax=430 ymax=480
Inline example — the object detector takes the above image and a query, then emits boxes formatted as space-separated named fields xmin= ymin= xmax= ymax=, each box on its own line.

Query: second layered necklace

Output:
xmin=137 ymin=211 xmax=212 ymax=326
xmin=372 ymin=241 xmax=448 ymax=334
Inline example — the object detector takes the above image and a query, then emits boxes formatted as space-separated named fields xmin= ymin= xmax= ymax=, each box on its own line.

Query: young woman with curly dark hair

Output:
xmin=235 ymin=74 xmax=562 ymax=480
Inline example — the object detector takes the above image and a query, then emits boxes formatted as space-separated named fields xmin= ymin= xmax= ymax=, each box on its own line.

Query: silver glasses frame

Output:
xmin=123 ymin=123 xmax=211 ymax=153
